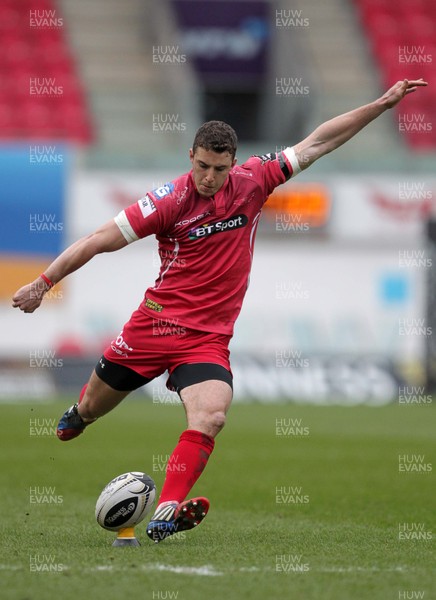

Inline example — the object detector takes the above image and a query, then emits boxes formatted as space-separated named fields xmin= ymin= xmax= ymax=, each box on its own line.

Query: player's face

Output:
xmin=189 ymin=147 xmax=236 ymax=197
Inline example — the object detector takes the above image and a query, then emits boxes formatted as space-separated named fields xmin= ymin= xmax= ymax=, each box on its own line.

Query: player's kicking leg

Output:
xmin=146 ymin=373 xmax=232 ymax=543
xmin=57 ymin=354 xmax=152 ymax=441
xmin=56 ymin=369 xmax=130 ymax=440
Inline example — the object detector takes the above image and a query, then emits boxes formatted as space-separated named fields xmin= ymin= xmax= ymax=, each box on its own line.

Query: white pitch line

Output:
xmin=82 ymin=563 xmax=222 ymax=576
xmin=0 ymin=563 xmax=222 ymax=575
xmin=318 ymin=566 xmax=410 ymax=573
xmin=149 ymin=564 xmax=223 ymax=576
xmin=0 ymin=563 xmax=417 ymax=575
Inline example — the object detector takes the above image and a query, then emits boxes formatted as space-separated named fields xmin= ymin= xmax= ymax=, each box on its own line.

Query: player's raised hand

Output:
xmin=12 ymin=278 xmax=50 ymax=313
xmin=381 ymin=78 xmax=428 ymax=109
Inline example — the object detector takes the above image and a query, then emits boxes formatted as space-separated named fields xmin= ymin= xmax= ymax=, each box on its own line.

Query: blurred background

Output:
xmin=1 ymin=0 xmax=435 ymax=405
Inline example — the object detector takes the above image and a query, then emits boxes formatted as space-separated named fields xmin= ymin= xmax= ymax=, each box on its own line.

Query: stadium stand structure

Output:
xmin=52 ymin=0 xmax=405 ymax=167
xmin=354 ymin=0 xmax=436 ymax=149
xmin=57 ymin=0 xmax=200 ymax=168
xmin=289 ymin=0 xmax=404 ymax=161
xmin=0 ymin=0 xmax=92 ymax=142
xmin=5 ymin=0 xmax=430 ymax=167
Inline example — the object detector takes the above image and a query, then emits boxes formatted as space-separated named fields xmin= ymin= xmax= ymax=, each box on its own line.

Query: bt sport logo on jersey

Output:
xmin=188 ymin=214 xmax=248 ymax=240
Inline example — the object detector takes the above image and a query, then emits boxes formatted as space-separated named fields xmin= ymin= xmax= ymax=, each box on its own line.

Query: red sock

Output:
xmin=78 ymin=384 xmax=87 ymax=404
xmin=157 ymin=429 xmax=215 ymax=505
xmin=77 ymin=384 xmax=96 ymax=423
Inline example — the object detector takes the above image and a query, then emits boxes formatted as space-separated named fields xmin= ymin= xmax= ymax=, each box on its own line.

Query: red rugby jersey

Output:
xmin=114 ymin=148 xmax=300 ymax=335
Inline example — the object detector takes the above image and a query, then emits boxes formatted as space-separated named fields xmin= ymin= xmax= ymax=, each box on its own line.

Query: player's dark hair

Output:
xmin=192 ymin=121 xmax=238 ymax=158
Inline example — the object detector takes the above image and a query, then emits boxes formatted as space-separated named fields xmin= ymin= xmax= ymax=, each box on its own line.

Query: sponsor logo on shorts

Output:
xmin=138 ymin=195 xmax=156 ymax=219
xmin=152 ymin=182 xmax=175 ymax=199
xmin=110 ymin=332 xmax=133 ymax=358
xmin=188 ymin=214 xmax=248 ymax=240
xmin=145 ymin=298 xmax=164 ymax=312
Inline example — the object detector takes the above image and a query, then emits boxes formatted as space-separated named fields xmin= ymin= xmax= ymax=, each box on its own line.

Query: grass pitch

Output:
xmin=0 ymin=399 xmax=434 ymax=600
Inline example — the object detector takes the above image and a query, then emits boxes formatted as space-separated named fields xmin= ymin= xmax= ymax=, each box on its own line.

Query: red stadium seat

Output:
xmin=362 ymin=11 xmax=398 ymax=34
xmin=356 ymin=0 xmax=395 ymax=20
xmin=396 ymin=0 xmax=428 ymax=17
xmin=423 ymin=0 xmax=436 ymax=15
xmin=0 ymin=101 xmax=15 ymax=128
xmin=406 ymin=15 xmax=436 ymax=42
xmin=3 ymin=39 xmax=34 ymax=67
xmin=0 ymin=6 xmax=21 ymax=32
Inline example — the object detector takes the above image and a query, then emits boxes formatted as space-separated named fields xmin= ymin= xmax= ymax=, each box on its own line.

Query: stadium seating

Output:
xmin=0 ymin=0 xmax=92 ymax=142
xmin=355 ymin=0 xmax=436 ymax=149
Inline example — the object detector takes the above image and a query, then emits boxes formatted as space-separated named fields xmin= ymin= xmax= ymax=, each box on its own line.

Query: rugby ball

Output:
xmin=95 ymin=471 xmax=156 ymax=531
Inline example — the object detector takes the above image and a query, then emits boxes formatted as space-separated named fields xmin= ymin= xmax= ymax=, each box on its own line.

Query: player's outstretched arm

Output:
xmin=293 ymin=79 xmax=428 ymax=171
xmin=12 ymin=219 xmax=127 ymax=313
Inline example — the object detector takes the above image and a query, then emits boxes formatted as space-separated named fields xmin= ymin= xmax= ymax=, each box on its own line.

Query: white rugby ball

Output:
xmin=95 ymin=471 xmax=156 ymax=531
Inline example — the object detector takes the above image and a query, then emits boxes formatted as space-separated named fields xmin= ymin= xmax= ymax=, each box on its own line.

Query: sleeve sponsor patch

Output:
xmin=137 ymin=195 xmax=156 ymax=219
xmin=254 ymin=150 xmax=291 ymax=180
xmin=152 ymin=182 xmax=175 ymax=199
xmin=254 ymin=152 xmax=276 ymax=165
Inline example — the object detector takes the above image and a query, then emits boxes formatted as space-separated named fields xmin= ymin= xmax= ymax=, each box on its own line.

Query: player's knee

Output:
xmin=209 ymin=410 xmax=227 ymax=434
xmin=188 ymin=409 xmax=227 ymax=437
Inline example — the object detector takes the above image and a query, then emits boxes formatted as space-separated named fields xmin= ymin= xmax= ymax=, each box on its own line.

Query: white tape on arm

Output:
xmin=114 ymin=210 xmax=139 ymax=244
xmin=283 ymin=146 xmax=301 ymax=177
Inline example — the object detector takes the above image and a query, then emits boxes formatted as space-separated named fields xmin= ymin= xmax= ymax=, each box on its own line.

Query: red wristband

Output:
xmin=40 ymin=273 xmax=54 ymax=288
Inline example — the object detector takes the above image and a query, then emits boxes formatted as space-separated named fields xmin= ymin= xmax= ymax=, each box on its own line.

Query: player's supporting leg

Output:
xmin=158 ymin=379 xmax=232 ymax=502
xmin=147 ymin=379 xmax=232 ymax=542
xmin=56 ymin=370 xmax=130 ymax=441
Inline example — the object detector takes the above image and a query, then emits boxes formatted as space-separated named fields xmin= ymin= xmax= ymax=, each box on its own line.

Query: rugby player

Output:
xmin=12 ymin=79 xmax=427 ymax=542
